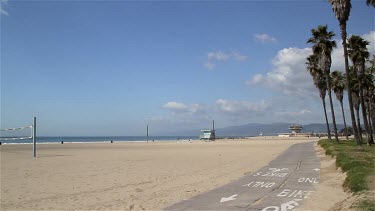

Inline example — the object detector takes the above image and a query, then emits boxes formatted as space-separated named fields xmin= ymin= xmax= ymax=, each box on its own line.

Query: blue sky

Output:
xmin=1 ymin=0 xmax=374 ymax=136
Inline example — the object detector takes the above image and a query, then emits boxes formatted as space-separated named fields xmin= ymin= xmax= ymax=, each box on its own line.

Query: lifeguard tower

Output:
xmin=200 ymin=130 xmax=214 ymax=140
xmin=199 ymin=120 xmax=216 ymax=141
xmin=289 ymin=125 xmax=303 ymax=136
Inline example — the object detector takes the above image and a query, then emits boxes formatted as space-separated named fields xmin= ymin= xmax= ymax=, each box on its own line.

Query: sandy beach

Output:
xmin=1 ymin=137 xmax=320 ymax=210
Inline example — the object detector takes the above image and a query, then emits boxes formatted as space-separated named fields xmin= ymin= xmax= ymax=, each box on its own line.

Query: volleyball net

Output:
xmin=0 ymin=117 xmax=37 ymax=157
xmin=0 ymin=125 xmax=33 ymax=141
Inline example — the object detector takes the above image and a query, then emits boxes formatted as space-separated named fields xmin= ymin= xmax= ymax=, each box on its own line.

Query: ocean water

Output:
xmin=0 ymin=136 xmax=198 ymax=144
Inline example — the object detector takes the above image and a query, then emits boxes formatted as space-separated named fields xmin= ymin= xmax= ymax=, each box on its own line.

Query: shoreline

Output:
xmin=0 ymin=135 xmax=317 ymax=145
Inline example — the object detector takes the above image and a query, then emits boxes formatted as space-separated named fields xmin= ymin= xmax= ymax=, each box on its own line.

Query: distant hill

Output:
xmin=169 ymin=122 xmax=344 ymax=137
xmin=216 ymin=123 xmax=344 ymax=137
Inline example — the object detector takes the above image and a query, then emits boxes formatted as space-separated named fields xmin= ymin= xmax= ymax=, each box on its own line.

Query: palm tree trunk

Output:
xmin=369 ymin=112 xmax=373 ymax=135
xmin=356 ymin=108 xmax=362 ymax=141
xmin=340 ymin=22 xmax=361 ymax=145
xmin=367 ymin=109 xmax=374 ymax=144
xmin=367 ymin=97 xmax=374 ymax=144
xmin=365 ymin=93 xmax=374 ymax=144
xmin=322 ymin=97 xmax=331 ymax=140
xmin=371 ymin=105 xmax=375 ymax=137
xmin=359 ymin=87 xmax=372 ymax=145
xmin=327 ymin=82 xmax=340 ymax=143
xmin=372 ymin=113 xmax=375 ymax=137
xmin=340 ymin=100 xmax=349 ymax=140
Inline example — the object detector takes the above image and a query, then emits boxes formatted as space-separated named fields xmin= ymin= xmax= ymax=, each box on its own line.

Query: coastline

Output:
xmin=0 ymin=135 xmax=313 ymax=145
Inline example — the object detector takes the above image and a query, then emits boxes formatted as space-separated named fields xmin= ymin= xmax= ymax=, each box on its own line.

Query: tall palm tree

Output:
xmin=307 ymin=25 xmax=339 ymax=143
xmin=348 ymin=35 xmax=372 ymax=145
xmin=307 ymin=54 xmax=331 ymax=140
xmin=331 ymin=70 xmax=349 ymax=140
xmin=328 ymin=0 xmax=361 ymax=145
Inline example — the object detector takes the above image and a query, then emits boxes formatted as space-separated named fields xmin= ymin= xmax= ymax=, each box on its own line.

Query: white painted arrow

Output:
xmin=220 ymin=194 xmax=238 ymax=203
xmin=313 ymin=168 xmax=320 ymax=171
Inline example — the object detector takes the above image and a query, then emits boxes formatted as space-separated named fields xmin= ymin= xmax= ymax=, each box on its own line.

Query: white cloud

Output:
xmin=154 ymin=101 xmax=211 ymax=132
xmin=254 ymin=33 xmax=277 ymax=43
xmin=363 ymin=31 xmax=375 ymax=67
xmin=1 ymin=0 xmax=9 ymax=16
xmin=247 ymin=47 xmax=315 ymax=97
xmin=204 ymin=51 xmax=248 ymax=70
xmin=203 ymin=61 xmax=216 ymax=70
xmin=216 ymin=99 xmax=269 ymax=114
xmin=162 ymin=101 xmax=206 ymax=117
xmin=249 ymin=74 xmax=264 ymax=84
xmin=362 ymin=30 xmax=375 ymax=59
xmin=275 ymin=109 xmax=313 ymax=117
xmin=162 ymin=102 xmax=188 ymax=111
xmin=207 ymin=51 xmax=230 ymax=61
xmin=232 ymin=52 xmax=248 ymax=61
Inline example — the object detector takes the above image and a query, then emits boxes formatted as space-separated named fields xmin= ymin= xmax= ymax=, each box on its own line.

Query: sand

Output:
xmin=298 ymin=143 xmax=353 ymax=211
xmin=1 ymin=137 xmax=338 ymax=210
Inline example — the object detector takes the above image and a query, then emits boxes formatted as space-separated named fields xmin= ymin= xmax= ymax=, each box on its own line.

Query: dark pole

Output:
xmin=147 ymin=125 xmax=149 ymax=143
xmin=33 ymin=117 xmax=36 ymax=157
xmin=212 ymin=120 xmax=215 ymax=141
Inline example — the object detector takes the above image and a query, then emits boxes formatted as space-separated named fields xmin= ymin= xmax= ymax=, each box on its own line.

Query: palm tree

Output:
xmin=328 ymin=0 xmax=361 ymax=146
xmin=307 ymin=25 xmax=339 ymax=143
xmin=348 ymin=35 xmax=372 ymax=145
xmin=307 ymin=54 xmax=331 ymax=140
xmin=331 ymin=70 xmax=349 ymax=140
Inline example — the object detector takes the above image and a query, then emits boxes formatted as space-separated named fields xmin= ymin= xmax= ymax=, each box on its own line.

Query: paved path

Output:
xmin=165 ymin=141 xmax=320 ymax=211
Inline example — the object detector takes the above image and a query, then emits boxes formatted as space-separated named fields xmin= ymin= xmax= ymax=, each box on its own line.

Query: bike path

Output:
xmin=165 ymin=141 xmax=320 ymax=211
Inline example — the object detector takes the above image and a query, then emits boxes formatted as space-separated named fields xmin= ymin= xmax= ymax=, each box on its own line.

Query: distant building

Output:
xmin=278 ymin=124 xmax=314 ymax=137
xmin=278 ymin=133 xmax=291 ymax=138
xmin=289 ymin=125 xmax=303 ymax=134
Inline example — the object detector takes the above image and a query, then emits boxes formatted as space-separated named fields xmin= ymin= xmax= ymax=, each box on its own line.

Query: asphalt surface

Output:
xmin=165 ymin=141 xmax=320 ymax=211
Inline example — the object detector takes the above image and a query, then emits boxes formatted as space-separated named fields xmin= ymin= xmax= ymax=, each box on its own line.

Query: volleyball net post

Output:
xmin=33 ymin=117 xmax=36 ymax=158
